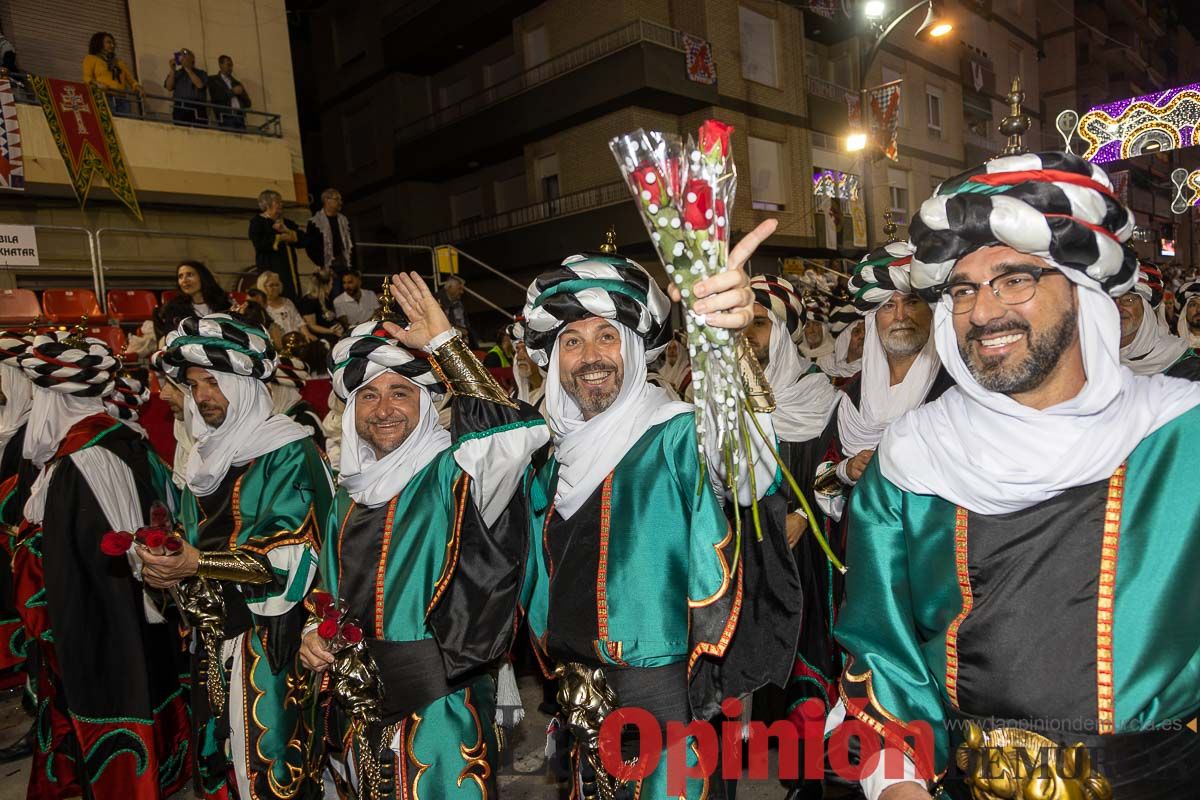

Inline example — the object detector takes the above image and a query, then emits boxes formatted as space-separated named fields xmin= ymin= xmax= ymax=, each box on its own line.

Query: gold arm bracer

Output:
xmin=429 ymin=332 xmax=518 ymax=407
xmin=737 ymin=335 xmax=776 ymax=413
xmin=196 ymin=549 xmax=273 ymax=584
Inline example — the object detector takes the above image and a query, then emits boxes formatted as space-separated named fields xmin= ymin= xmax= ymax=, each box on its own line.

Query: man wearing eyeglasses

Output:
xmin=833 ymin=152 xmax=1200 ymax=800
xmin=1117 ymin=263 xmax=1200 ymax=380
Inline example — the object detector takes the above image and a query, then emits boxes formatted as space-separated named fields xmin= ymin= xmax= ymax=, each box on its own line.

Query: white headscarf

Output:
xmin=763 ymin=313 xmax=840 ymax=442
xmin=1175 ymin=297 xmax=1200 ymax=348
xmin=0 ymin=363 xmax=34 ymax=458
xmin=657 ymin=339 xmax=692 ymax=394
xmin=270 ymin=383 xmax=303 ymax=416
xmin=183 ymin=371 xmax=312 ymax=497
xmin=512 ymin=359 xmax=545 ymax=406
xmin=23 ymin=387 xmax=107 ymax=470
xmin=816 ymin=321 xmax=863 ymax=379
xmin=543 ymin=323 xmax=691 ymax=519
xmin=837 ymin=307 xmax=940 ymax=455
xmin=798 ymin=324 xmax=836 ymax=360
xmin=880 ymin=281 xmax=1200 ymax=515
xmin=1120 ymin=296 xmax=1190 ymax=376
xmin=338 ymin=377 xmax=452 ymax=508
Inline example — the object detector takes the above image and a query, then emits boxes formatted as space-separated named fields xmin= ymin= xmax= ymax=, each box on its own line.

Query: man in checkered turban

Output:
xmin=1176 ymin=280 xmax=1200 ymax=348
xmin=519 ymin=222 xmax=805 ymax=799
xmin=834 ymin=152 xmax=1200 ymax=800
xmin=140 ymin=312 xmax=334 ymax=800
xmin=13 ymin=329 xmax=188 ymax=795
xmin=798 ymin=292 xmax=837 ymax=361
xmin=1116 ymin=262 xmax=1200 ymax=379
xmin=298 ymin=273 xmax=547 ymax=799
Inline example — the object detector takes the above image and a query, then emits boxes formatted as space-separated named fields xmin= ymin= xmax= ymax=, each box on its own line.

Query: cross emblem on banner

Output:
xmin=59 ymin=86 xmax=91 ymax=135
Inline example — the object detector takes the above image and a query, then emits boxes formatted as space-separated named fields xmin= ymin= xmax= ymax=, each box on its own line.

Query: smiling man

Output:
xmin=143 ymin=313 xmax=333 ymax=800
xmin=1175 ymin=280 xmax=1200 ymax=348
xmin=299 ymin=276 xmax=547 ymax=799
xmin=1117 ymin=263 xmax=1200 ymax=379
xmin=519 ymin=223 xmax=803 ymax=799
xmin=835 ymin=152 xmax=1200 ymax=800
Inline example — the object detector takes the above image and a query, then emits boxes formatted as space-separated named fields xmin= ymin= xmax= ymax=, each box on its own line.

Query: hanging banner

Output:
xmin=0 ymin=78 xmax=23 ymax=191
xmin=683 ymin=34 xmax=717 ymax=85
xmin=29 ymin=76 xmax=141 ymax=220
xmin=0 ymin=224 xmax=38 ymax=266
xmin=1079 ymin=83 xmax=1200 ymax=164
xmin=867 ymin=80 xmax=903 ymax=162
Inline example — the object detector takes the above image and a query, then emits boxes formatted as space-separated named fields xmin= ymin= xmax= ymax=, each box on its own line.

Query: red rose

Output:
xmin=138 ymin=528 xmax=166 ymax=550
xmin=714 ymin=199 xmax=729 ymax=241
xmin=100 ymin=530 xmax=134 ymax=557
xmin=312 ymin=591 xmax=333 ymax=614
xmin=163 ymin=536 xmax=182 ymax=553
xmin=631 ymin=163 xmax=666 ymax=205
xmin=666 ymin=157 xmax=683 ymax=197
xmin=341 ymin=623 xmax=363 ymax=644
xmin=149 ymin=501 xmax=171 ymax=529
xmin=682 ymin=180 xmax=714 ymax=231
xmin=322 ymin=603 xmax=341 ymax=621
xmin=698 ymin=119 xmax=734 ymax=157
xmin=317 ymin=619 xmax=338 ymax=639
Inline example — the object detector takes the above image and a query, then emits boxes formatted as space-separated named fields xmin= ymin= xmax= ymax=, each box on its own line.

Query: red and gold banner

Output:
xmin=29 ymin=76 xmax=141 ymax=220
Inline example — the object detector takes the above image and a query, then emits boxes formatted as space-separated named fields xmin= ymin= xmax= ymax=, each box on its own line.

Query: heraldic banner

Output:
xmin=0 ymin=78 xmax=23 ymax=191
xmin=29 ymin=76 xmax=142 ymax=220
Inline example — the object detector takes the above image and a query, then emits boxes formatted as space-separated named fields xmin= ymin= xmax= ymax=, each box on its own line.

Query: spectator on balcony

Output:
xmin=304 ymin=189 xmax=353 ymax=287
xmin=0 ymin=24 xmax=20 ymax=76
xmin=163 ymin=48 xmax=208 ymax=126
xmin=83 ymin=32 xmax=142 ymax=114
xmin=256 ymin=270 xmax=313 ymax=343
xmin=206 ymin=55 xmax=250 ymax=130
xmin=331 ymin=270 xmax=378 ymax=328
xmin=436 ymin=273 xmax=476 ymax=346
xmin=127 ymin=261 xmax=232 ymax=359
xmin=298 ymin=268 xmax=345 ymax=349
xmin=249 ymin=189 xmax=307 ymax=301
xmin=237 ymin=288 xmax=285 ymax=349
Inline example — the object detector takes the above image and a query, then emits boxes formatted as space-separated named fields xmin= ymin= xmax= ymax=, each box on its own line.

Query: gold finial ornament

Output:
xmin=279 ymin=331 xmax=304 ymax=357
xmin=883 ymin=210 xmax=899 ymax=243
xmin=62 ymin=317 xmax=89 ymax=349
xmin=999 ymin=75 xmax=1031 ymax=156
xmin=599 ymin=226 xmax=618 ymax=254
xmin=373 ymin=277 xmax=396 ymax=322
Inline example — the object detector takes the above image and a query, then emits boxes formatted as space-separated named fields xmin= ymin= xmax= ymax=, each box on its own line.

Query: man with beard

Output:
xmin=148 ymin=353 xmax=195 ymax=488
xmin=140 ymin=313 xmax=334 ymax=800
xmin=1175 ymin=281 xmax=1200 ymax=348
xmin=0 ymin=333 xmax=37 ymax=761
xmin=819 ymin=242 xmax=952 ymax=520
xmin=299 ymin=275 xmax=547 ymax=799
xmin=746 ymin=275 xmax=841 ymax=800
xmin=519 ymin=225 xmax=802 ymax=799
xmin=837 ymin=152 xmax=1200 ymax=800
xmin=1117 ymin=263 xmax=1200 ymax=379
xmin=14 ymin=331 xmax=188 ymax=798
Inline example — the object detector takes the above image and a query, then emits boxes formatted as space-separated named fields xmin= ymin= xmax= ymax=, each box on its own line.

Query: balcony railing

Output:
xmin=408 ymin=181 xmax=629 ymax=247
xmin=805 ymin=75 xmax=854 ymax=103
xmin=6 ymin=73 xmax=283 ymax=138
xmin=397 ymin=19 xmax=686 ymax=142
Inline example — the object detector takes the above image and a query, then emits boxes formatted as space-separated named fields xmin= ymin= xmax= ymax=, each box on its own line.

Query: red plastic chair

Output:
xmin=161 ymin=290 xmax=180 ymax=305
xmin=229 ymin=291 xmax=248 ymax=307
xmin=0 ymin=288 xmax=41 ymax=325
xmin=41 ymin=288 xmax=103 ymax=323
xmin=85 ymin=325 xmax=128 ymax=357
xmin=106 ymin=289 xmax=158 ymax=322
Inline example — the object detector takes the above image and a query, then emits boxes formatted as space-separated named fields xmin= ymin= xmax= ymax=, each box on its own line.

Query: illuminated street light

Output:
xmin=846 ymin=133 xmax=868 ymax=152
xmin=864 ymin=1 xmax=887 ymax=20
xmin=915 ymin=1 xmax=953 ymax=40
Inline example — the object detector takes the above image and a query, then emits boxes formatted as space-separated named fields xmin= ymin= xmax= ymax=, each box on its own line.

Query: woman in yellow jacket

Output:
xmin=82 ymin=31 xmax=142 ymax=114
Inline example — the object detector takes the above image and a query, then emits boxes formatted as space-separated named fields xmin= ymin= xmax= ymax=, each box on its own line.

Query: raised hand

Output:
xmin=381 ymin=271 xmax=453 ymax=350
xmin=667 ymin=218 xmax=778 ymax=331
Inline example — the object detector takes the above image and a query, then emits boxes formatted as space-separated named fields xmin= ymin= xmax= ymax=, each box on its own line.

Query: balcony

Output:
xmin=7 ymin=77 xmax=297 ymax=204
xmin=805 ymin=75 xmax=854 ymax=137
xmin=391 ymin=19 xmax=717 ymax=181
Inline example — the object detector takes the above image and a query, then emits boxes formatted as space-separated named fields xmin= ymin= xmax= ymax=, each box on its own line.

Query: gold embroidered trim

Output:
xmin=1096 ymin=464 xmax=1126 ymax=734
xmin=945 ymin=506 xmax=973 ymax=709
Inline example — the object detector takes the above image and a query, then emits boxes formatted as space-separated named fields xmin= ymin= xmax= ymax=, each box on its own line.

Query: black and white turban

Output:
xmin=19 ymin=331 xmax=117 ymax=397
xmin=522 ymin=254 xmax=672 ymax=366
xmin=105 ymin=374 xmax=150 ymax=422
xmin=0 ymin=332 xmax=32 ymax=367
xmin=803 ymin=295 xmax=829 ymax=324
xmin=159 ymin=313 xmax=277 ymax=382
xmin=506 ymin=317 xmax=526 ymax=343
xmin=909 ymin=151 xmax=1137 ymax=297
xmin=828 ymin=301 xmax=860 ymax=335
xmin=1130 ymin=262 xmax=1164 ymax=308
xmin=274 ymin=356 xmax=309 ymax=390
xmin=329 ymin=321 xmax=444 ymax=401
xmin=1179 ymin=281 xmax=1200 ymax=310
xmin=847 ymin=242 xmax=916 ymax=314
xmin=750 ymin=275 xmax=805 ymax=342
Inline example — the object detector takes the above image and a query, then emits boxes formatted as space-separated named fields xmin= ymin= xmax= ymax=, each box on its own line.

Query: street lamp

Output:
xmin=864 ymin=1 xmax=887 ymax=20
xmin=846 ymin=133 xmax=868 ymax=152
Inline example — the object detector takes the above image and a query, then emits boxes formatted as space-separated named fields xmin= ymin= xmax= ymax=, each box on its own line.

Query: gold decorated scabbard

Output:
xmin=429 ymin=331 xmax=518 ymax=407
xmin=196 ymin=549 xmax=273 ymax=584
xmin=954 ymin=722 xmax=1112 ymax=800
xmin=737 ymin=335 xmax=776 ymax=413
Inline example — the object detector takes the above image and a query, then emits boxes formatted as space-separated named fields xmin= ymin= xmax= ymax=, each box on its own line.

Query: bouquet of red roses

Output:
xmin=100 ymin=501 xmax=183 ymax=558
xmin=310 ymin=590 xmax=365 ymax=654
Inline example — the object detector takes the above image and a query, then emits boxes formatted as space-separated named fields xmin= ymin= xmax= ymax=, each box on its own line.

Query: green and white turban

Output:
xmin=160 ymin=313 xmax=277 ymax=382
xmin=522 ymin=254 xmax=672 ymax=366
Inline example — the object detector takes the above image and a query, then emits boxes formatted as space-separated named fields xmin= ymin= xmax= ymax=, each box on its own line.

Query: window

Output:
xmin=882 ymin=66 xmax=904 ymax=126
xmin=748 ymin=136 xmax=787 ymax=210
xmin=344 ymin=105 xmax=376 ymax=173
xmin=484 ymin=54 xmax=519 ymax=101
xmin=494 ymin=174 xmax=527 ymax=214
xmin=926 ymin=86 xmax=944 ymax=136
xmin=450 ymin=187 xmax=484 ymax=225
xmin=438 ymin=76 xmax=472 ymax=109
xmin=534 ymin=154 xmax=560 ymax=202
xmin=739 ymin=6 xmax=779 ymax=87
xmin=887 ymin=168 xmax=910 ymax=225
xmin=7 ymin=0 xmax=138 ymax=82
xmin=523 ymin=26 xmax=549 ymax=66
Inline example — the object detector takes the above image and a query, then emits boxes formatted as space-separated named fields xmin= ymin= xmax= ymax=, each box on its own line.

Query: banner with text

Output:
xmin=0 ymin=225 xmax=39 ymax=266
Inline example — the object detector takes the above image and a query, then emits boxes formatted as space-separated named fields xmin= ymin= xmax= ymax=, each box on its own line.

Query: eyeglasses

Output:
xmin=932 ymin=267 xmax=1062 ymax=314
